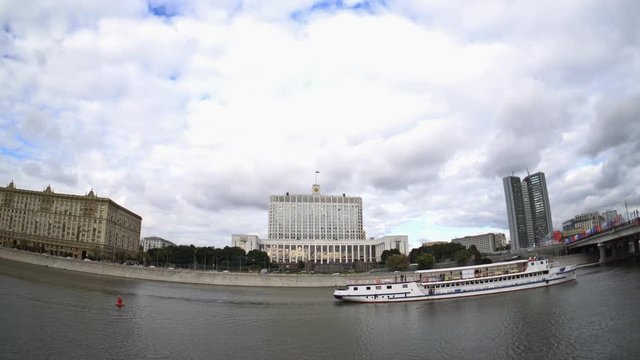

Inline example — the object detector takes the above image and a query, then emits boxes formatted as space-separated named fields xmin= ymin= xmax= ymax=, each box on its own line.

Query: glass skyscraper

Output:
xmin=503 ymin=172 xmax=553 ymax=251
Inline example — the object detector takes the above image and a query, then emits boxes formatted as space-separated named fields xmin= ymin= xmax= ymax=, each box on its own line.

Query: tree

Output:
xmin=416 ymin=253 xmax=434 ymax=270
xmin=246 ymin=250 xmax=270 ymax=270
xmin=409 ymin=243 xmax=466 ymax=264
xmin=386 ymin=254 xmax=410 ymax=271
xmin=222 ymin=246 xmax=246 ymax=270
xmin=380 ymin=249 xmax=401 ymax=264
xmin=468 ymin=245 xmax=482 ymax=265
xmin=455 ymin=249 xmax=470 ymax=265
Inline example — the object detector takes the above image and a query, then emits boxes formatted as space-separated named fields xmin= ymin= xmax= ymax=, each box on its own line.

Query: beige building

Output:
xmin=451 ymin=233 xmax=507 ymax=254
xmin=0 ymin=181 xmax=142 ymax=260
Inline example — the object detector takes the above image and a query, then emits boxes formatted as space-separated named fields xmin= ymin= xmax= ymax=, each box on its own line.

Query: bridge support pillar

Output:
xmin=598 ymin=244 xmax=606 ymax=263
xmin=634 ymin=239 xmax=640 ymax=254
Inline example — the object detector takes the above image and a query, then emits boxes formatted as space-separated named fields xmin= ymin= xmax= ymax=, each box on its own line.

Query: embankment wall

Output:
xmin=0 ymin=247 xmax=362 ymax=287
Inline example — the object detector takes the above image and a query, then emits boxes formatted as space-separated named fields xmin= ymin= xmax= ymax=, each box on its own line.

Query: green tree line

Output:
xmin=146 ymin=245 xmax=270 ymax=271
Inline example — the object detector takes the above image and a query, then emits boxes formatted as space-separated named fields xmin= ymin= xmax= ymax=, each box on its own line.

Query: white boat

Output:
xmin=333 ymin=258 xmax=576 ymax=303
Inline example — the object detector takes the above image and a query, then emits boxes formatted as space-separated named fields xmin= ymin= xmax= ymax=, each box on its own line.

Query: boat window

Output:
xmin=376 ymin=286 xmax=382 ymax=290
xmin=402 ymin=284 xmax=408 ymax=288
xmin=366 ymin=286 xmax=371 ymax=290
xmin=353 ymin=287 xmax=358 ymax=291
xmin=387 ymin=285 xmax=392 ymax=289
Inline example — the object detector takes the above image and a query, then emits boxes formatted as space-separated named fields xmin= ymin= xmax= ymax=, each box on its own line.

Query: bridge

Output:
xmin=566 ymin=218 xmax=640 ymax=263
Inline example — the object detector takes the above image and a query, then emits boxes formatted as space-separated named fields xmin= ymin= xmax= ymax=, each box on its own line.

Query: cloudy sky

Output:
xmin=1 ymin=0 xmax=639 ymax=248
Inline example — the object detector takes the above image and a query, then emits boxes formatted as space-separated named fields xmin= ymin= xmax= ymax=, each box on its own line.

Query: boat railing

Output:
xmin=419 ymin=268 xmax=526 ymax=284
xmin=345 ymin=275 xmax=422 ymax=286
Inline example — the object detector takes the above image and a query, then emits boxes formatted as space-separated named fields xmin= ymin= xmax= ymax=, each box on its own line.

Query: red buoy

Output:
xmin=116 ymin=295 xmax=124 ymax=307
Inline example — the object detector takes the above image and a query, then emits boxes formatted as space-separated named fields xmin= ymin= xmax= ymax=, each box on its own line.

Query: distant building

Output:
xmin=573 ymin=211 xmax=602 ymax=231
xmin=451 ymin=233 xmax=507 ymax=254
xmin=232 ymin=183 xmax=408 ymax=264
xmin=140 ymin=236 xmax=176 ymax=252
xmin=503 ymin=172 xmax=553 ymax=251
xmin=562 ymin=210 xmax=621 ymax=238
xmin=602 ymin=209 xmax=621 ymax=223
xmin=0 ymin=181 xmax=141 ymax=259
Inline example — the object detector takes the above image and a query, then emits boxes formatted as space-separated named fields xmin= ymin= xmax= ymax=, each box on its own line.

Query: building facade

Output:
xmin=451 ymin=233 xmax=507 ymax=254
xmin=0 ymin=182 xmax=142 ymax=259
xmin=268 ymin=184 xmax=364 ymax=241
xmin=562 ymin=210 xmax=621 ymax=238
xmin=140 ymin=236 xmax=176 ymax=252
xmin=232 ymin=184 xmax=408 ymax=264
xmin=523 ymin=172 xmax=554 ymax=244
xmin=232 ymin=234 xmax=407 ymax=264
xmin=503 ymin=176 xmax=529 ymax=251
xmin=503 ymin=172 xmax=553 ymax=251
xmin=573 ymin=211 xmax=602 ymax=231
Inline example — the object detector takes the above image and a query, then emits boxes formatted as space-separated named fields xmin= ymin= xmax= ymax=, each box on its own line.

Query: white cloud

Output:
xmin=1 ymin=0 xmax=639 ymax=247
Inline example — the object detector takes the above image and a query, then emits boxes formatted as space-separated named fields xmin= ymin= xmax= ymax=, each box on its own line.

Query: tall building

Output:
xmin=503 ymin=176 xmax=529 ymax=251
xmin=0 ymin=181 xmax=142 ymax=259
xmin=268 ymin=184 xmax=364 ymax=241
xmin=523 ymin=172 xmax=553 ymax=244
xmin=232 ymin=183 xmax=408 ymax=264
xmin=503 ymin=172 xmax=553 ymax=251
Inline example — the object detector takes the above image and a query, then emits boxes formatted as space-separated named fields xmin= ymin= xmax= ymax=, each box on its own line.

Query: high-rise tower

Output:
xmin=523 ymin=172 xmax=553 ymax=244
xmin=503 ymin=172 xmax=553 ymax=251
xmin=503 ymin=176 xmax=529 ymax=251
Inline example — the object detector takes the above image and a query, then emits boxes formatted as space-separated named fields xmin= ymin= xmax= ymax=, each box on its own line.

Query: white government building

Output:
xmin=232 ymin=184 xmax=408 ymax=264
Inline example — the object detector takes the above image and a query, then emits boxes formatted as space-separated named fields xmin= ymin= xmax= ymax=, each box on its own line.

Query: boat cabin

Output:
xmin=415 ymin=259 xmax=548 ymax=284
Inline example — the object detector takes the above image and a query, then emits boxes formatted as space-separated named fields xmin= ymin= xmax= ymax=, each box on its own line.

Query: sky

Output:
xmin=1 ymin=0 xmax=639 ymax=249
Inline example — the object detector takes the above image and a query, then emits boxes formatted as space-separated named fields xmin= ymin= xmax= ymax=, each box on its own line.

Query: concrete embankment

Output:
xmin=0 ymin=247 xmax=374 ymax=287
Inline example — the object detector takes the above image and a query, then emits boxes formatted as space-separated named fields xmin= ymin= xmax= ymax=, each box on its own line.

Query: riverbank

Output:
xmin=0 ymin=247 xmax=372 ymax=287
xmin=0 ymin=247 xmax=597 ymax=287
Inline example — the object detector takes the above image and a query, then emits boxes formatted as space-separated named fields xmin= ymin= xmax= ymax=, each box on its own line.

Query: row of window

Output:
xmin=427 ymin=271 xmax=550 ymax=289
xmin=353 ymin=284 xmax=410 ymax=291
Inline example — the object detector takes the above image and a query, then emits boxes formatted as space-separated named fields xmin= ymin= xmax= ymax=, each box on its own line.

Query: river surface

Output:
xmin=1 ymin=258 xmax=639 ymax=360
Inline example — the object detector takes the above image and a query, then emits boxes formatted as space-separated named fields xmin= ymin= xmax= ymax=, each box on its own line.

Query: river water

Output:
xmin=1 ymin=258 xmax=639 ymax=360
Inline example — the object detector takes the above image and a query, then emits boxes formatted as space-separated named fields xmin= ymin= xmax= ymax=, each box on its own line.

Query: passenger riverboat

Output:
xmin=333 ymin=258 xmax=576 ymax=303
